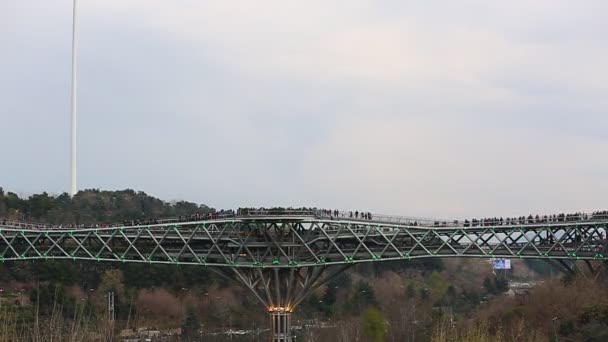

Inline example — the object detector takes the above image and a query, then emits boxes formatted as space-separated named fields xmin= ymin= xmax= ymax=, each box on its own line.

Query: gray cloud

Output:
xmin=1 ymin=0 xmax=606 ymax=218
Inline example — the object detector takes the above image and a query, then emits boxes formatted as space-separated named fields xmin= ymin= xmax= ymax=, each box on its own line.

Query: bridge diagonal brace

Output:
xmin=460 ymin=229 xmax=490 ymax=256
xmin=544 ymin=259 xmax=575 ymax=275
xmin=378 ymin=227 xmax=406 ymax=258
xmin=546 ymin=228 xmax=570 ymax=256
xmin=290 ymin=227 xmax=321 ymax=264
xmin=432 ymin=229 xmax=460 ymax=256
xmin=405 ymin=230 xmax=433 ymax=256
xmin=119 ymin=228 xmax=147 ymax=262
xmin=0 ymin=232 xmax=21 ymax=259
xmin=231 ymin=227 xmax=259 ymax=265
xmin=42 ymin=233 xmax=71 ymax=258
xmin=19 ymin=232 xmax=44 ymax=258
xmin=265 ymin=227 xmax=296 ymax=265
xmin=572 ymin=226 xmax=596 ymax=256
xmin=68 ymin=231 xmax=96 ymax=259
xmin=145 ymin=227 xmax=174 ymax=262
xmin=292 ymin=264 xmax=352 ymax=308
xmin=317 ymin=223 xmax=348 ymax=261
xmin=489 ymin=228 xmax=517 ymax=256
xmin=228 ymin=267 xmax=271 ymax=308
xmin=345 ymin=223 xmax=376 ymax=260
xmin=201 ymin=223 xmax=231 ymax=264
xmin=558 ymin=259 xmax=579 ymax=275
xmin=515 ymin=228 xmax=543 ymax=257
xmin=257 ymin=268 xmax=276 ymax=308
xmin=173 ymin=225 xmax=202 ymax=264
xmin=68 ymin=231 xmax=95 ymax=259
xmin=93 ymin=229 xmax=120 ymax=260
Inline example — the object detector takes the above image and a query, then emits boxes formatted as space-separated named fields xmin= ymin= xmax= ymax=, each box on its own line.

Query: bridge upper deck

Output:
xmin=1 ymin=209 xmax=607 ymax=232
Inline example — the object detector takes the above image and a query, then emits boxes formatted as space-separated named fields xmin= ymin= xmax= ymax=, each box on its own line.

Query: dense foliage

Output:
xmin=0 ymin=187 xmax=212 ymax=225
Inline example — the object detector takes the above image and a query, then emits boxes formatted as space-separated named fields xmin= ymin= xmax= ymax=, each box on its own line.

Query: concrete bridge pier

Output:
xmin=269 ymin=308 xmax=292 ymax=342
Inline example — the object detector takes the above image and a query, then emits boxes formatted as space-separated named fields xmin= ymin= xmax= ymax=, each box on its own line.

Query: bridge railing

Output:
xmin=314 ymin=210 xmax=457 ymax=226
xmin=239 ymin=209 xmax=317 ymax=217
xmin=314 ymin=210 xmax=608 ymax=227
xmin=2 ymin=210 xmax=608 ymax=231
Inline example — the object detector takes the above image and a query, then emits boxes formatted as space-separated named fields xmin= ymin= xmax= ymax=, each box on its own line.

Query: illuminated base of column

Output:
xmin=269 ymin=308 xmax=292 ymax=342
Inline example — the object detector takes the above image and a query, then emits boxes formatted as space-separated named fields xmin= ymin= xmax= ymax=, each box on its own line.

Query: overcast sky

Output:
xmin=1 ymin=1 xmax=607 ymax=218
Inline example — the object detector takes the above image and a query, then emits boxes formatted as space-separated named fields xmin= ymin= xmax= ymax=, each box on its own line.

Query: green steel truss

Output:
xmin=1 ymin=217 xmax=606 ymax=266
xmin=3 ymin=216 xmax=607 ymax=341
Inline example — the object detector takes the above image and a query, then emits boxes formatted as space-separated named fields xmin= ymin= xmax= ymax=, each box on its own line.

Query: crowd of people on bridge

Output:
xmin=317 ymin=209 xmax=373 ymax=220
xmin=463 ymin=210 xmax=608 ymax=227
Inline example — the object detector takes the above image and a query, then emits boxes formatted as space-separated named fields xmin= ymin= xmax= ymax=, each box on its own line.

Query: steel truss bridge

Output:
xmin=1 ymin=211 xmax=607 ymax=342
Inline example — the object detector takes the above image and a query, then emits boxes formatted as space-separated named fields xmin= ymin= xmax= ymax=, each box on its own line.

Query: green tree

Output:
xmin=181 ymin=306 xmax=200 ymax=341
xmin=483 ymin=276 xmax=496 ymax=294
xmin=428 ymin=271 xmax=449 ymax=303
xmin=494 ymin=276 xmax=509 ymax=293
xmin=405 ymin=283 xmax=416 ymax=299
xmin=350 ymin=281 xmax=378 ymax=314
xmin=361 ymin=306 xmax=386 ymax=342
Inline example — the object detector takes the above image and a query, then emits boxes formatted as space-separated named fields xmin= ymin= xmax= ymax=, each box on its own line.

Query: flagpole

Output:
xmin=70 ymin=0 xmax=78 ymax=196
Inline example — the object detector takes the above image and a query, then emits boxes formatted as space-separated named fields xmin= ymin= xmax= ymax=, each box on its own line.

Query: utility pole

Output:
xmin=108 ymin=291 xmax=115 ymax=321
xmin=70 ymin=0 xmax=78 ymax=196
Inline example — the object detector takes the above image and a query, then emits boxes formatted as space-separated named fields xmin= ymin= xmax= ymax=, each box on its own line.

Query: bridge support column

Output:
xmin=269 ymin=308 xmax=292 ymax=342
xmin=213 ymin=265 xmax=350 ymax=342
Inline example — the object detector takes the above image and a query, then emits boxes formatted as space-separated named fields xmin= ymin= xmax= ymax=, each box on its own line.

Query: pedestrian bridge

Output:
xmin=1 ymin=210 xmax=605 ymax=267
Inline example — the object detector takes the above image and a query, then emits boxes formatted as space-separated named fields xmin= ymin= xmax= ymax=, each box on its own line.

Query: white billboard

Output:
xmin=492 ymin=259 xmax=511 ymax=270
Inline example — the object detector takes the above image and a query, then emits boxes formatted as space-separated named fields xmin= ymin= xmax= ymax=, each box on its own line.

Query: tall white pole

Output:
xmin=70 ymin=0 xmax=78 ymax=196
